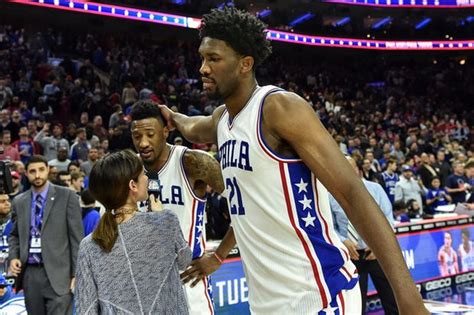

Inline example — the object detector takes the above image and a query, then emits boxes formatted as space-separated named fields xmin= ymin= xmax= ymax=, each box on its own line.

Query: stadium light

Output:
xmin=415 ymin=18 xmax=432 ymax=29
xmin=289 ymin=13 xmax=315 ymax=27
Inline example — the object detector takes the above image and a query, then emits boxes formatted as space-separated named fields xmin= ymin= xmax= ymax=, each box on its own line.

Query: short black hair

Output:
xmin=81 ymin=189 xmax=96 ymax=205
xmin=130 ymin=100 xmax=165 ymax=125
xmin=26 ymin=155 xmax=48 ymax=170
xmin=57 ymin=170 xmax=70 ymax=178
xmin=200 ymin=7 xmax=272 ymax=68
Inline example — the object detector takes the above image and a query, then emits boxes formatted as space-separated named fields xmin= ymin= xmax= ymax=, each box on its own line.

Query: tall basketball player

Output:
xmin=130 ymin=101 xmax=231 ymax=315
xmin=160 ymin=7 xmax=428 ymax=314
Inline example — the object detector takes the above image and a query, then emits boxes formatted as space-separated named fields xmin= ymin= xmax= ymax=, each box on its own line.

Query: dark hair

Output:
xmin=67 ymin=161 xmax=80 ymax=172
xmin=81 ymin=189 xmax=96 ymax=205
xmin=71 ymin=171 xmax=85 ymax=181
xmin=466 ymin=160 xmax=474 ymax=169
xmin=462 ymin=228 xmax=470 ymax=238
xmin=393 ymin=200 xmax=406 ymax=211
xmin=26 ymin=155 xmax=48 ymax=170
xmin=89 ymin=149 xmax=143 ymax=252
xmin=387 ymin=159 xmax=397 ymax=166
xmin=130 ymin=100 xmax=164 ymax=125
xmin=199 ymin=7 xmax=272 ymax=68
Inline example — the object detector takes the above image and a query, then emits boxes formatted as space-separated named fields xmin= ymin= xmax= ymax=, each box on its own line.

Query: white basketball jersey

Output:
xmin=459 ymin=241 xmax=474 ymax=272
xmin=217 ymin=85 xmax=358 ymax=314
xmin=157 ymin=145 xmax=214 ymax=315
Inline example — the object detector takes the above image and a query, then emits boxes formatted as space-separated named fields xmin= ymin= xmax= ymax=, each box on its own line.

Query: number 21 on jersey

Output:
xmin=226 ymin=177 xmax=245 ymax=215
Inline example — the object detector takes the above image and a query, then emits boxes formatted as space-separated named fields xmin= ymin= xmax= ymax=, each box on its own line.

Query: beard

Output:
xmin=30 ymin=178 xmax=47 ymax=189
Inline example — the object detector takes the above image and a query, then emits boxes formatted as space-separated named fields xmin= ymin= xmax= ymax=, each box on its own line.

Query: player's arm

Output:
xmin=183 ymin=149 xmax=225 ymax=194
xmin=160 ymin=104 xmax=226 ymax=144
xmin=263 ymin=92 xmax=428 ymax=314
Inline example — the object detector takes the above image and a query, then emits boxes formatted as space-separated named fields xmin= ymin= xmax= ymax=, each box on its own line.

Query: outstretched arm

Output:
xmin=160 ymin=105 xmax=225 ymax=144
xmin=263 ymin=92 xmax=427 ymax=314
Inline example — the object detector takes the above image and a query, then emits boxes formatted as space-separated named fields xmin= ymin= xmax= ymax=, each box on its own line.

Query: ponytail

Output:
xmin=92 ymin=211 xmax=118 ymax=253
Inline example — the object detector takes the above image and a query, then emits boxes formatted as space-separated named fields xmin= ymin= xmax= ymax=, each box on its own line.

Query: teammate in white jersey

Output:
xmin=130 ymin=101 xmax=228 ymax=315
xmin=160 ymin=7 xmax=428 ymax=314
xmin=458 ymin=228 xmax=474 ymax=272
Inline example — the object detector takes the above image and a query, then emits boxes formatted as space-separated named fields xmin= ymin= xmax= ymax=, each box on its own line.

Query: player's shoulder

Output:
xmin=183 ymin=148 xmax=215 ymax=167
xmin=263 ymin=88 xmax=312 ymax=117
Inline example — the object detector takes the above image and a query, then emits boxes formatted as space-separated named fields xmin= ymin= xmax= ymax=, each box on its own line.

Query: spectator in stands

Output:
xmin=8 ymin=155 xmax=83 ymax=314
xmin=395 ymin=165 xmax=426 ymax=214
xmin=71 ymin=171 xmax=84 ymax=195
xmin=8 ymin=110 xmax=24 ymax=142
xmin=56 ymin=170 xmax=72 ymax=188
xmin=0 ymin=110 xmax=10 ymax=135
xmin=8 ymin=171 xmax=22 ymax=200
xmin=361 ymin=158 xmax=383 ymax=185
xmin=418 ymin=152 xmax=439 ymax=189
xmin=80 ymin=147 xmax=99 ymax=177
xmin=92 ymin=115 xmax=107 ymax=140
xmin=381 ymin=159 xmax=399 ymax=205
xmin=12 ymin=127 xmax=38 ymax=165
xmin=0 ymin=80 xmax=13 ymax=109
xmin=426 ymin=177 xmax=452 ymax=214
xmin=446 ymin=161 xmax=470 ymax=204
xmin=393 ymin=200 xmax=410 ymax=222
xmin=34 ymin=123 xmax=70 ymax=161
xmin=67 ymin=161 xmax=80 ymax=174
xmin=433 ymin=149 xmax=451 ymax=187
xmin=108 ymin=104 xmax=123 ymax=129
xmin=78 ymin=112 xmax=89 ymax=128
xmin=466 ymin=160 xmax=474 ymax=187
xmin=122 ymin=82 xmax=138 ymax=109
xmin=406 ymin=199 xmax=422 ymax=219
xmin=48 ymin=166 xmax=59 ymax=183
xmin=48 ymin=147 xmax=71 ymax=172
xmin=75 ymin=150 xmax=191 ymax=314
xmin=27 ymin=119 xmax=39 ymax=139
xmin=70 ymin=128 xmax=90 ymax=163
xmin=0 ymin=130 xmax=20 ymax=161
xmin=79 ymin=189 xmax=100 ymax=237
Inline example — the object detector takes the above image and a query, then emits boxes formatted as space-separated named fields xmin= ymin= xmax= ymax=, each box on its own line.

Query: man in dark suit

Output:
xmin=8 ymin=155 xmax=84 ymax=314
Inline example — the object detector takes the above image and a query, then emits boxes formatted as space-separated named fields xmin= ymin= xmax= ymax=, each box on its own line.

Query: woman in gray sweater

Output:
xmin=75 ymin=150 xmax=192 ymax=314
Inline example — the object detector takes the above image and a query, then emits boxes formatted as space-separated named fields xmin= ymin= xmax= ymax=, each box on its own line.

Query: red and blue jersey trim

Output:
xmin=280 ymin=161 xmax=358 ymax=308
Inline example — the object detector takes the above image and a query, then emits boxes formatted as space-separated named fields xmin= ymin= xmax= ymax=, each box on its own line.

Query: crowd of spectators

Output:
xmin=0 ymin=22 xmax=473 ymax=234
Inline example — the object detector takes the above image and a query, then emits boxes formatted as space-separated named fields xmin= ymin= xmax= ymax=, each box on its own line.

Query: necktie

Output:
xmin=347 ymin=221 xmax=360 ymax=246
xmin=35 ymin=194 xmax=43 ymax=231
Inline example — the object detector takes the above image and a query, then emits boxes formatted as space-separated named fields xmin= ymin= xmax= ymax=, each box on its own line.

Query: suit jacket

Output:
xmin=8 ymin=183 xmax=84 ymax=295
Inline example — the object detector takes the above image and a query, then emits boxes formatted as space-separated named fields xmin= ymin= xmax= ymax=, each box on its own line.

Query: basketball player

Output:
xmin=160 ymin=7 xmax=427 ymax=314
xmin=438 ymin=231 xmax=459 ymax=276
xmin=458 ymin=228 xmax=474 ymax=272
xmin=130 ymin=101 xmax=229 ymax=315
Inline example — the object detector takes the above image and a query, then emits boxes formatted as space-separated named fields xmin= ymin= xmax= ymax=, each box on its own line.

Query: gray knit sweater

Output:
xmin=75 ymin=210 xmax=192 ymax=314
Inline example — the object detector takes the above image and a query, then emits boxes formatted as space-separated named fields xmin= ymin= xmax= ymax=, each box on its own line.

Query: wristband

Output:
xmin=213 ymin=252 xmax=224 ymax=264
